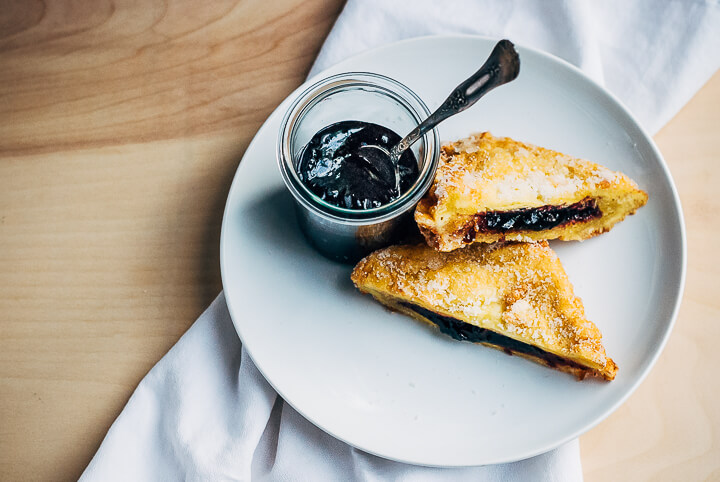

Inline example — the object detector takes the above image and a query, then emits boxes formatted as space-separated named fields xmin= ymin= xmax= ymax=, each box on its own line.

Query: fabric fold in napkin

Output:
xmin=312 ymin=0 xmax=720 ymax=134
xmin=82 ymin=1 xmax=719 ymax=480
xmin=82 ymin=294 xmax=584 ymax=481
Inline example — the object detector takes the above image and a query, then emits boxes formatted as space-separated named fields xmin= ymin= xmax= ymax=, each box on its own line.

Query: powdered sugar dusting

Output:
xmin=428 ymin=132 xmax=631 ymax=209
xmin=352 ymin=241 xmax=612 ymax=374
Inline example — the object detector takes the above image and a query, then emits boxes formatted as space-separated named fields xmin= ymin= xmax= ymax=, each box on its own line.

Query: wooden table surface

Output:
xmin=1 ymin=1 xmax=718 ymax=480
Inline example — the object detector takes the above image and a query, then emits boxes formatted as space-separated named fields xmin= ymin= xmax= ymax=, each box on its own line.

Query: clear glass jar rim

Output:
xmin=277 ymin=72 xmax=439 ymax=224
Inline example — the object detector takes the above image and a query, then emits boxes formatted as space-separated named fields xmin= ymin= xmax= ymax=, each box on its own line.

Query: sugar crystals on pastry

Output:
xmin=351 ymin=241 xmax=618 ymax=380
xmin=415 ymin=132 xmax=648 ymax=251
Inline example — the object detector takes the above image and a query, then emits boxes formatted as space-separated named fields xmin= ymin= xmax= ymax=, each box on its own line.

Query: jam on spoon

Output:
xmin=297 ymin=120 xmax=419 ymax=210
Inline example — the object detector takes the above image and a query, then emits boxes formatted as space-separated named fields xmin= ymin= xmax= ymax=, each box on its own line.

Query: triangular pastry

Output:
xmin=415 ymin=132 xmax=648 ymax=251
xmin=351 ymin=241 xmax=617 ymax=380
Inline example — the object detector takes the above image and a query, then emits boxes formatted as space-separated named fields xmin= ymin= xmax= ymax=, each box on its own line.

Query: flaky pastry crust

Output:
xmin=415 ymin=132 xmax=648 ymax=251
xmin=351 ymin=242 xmax=617 ymax=380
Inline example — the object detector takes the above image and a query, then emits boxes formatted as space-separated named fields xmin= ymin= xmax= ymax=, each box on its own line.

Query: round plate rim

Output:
xmin=219 ymin=34 xmax=687 ymax=467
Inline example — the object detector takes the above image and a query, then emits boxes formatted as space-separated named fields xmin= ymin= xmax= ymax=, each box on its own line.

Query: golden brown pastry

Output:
xmin=351 ymin=241 xmax=617 ymax=380
xmin=415 ymin=132 xmax=648 ymax=251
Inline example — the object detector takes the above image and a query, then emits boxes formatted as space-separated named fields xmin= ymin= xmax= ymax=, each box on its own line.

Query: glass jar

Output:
xmin=277 ymin=72 xmax=439 ymax=263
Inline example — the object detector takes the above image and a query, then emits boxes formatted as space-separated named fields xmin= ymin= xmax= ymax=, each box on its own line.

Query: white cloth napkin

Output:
xmin=313 ymin=0 xmax=720 ymax=135
xmin=81 ymin=1 xmax=719 ymax=481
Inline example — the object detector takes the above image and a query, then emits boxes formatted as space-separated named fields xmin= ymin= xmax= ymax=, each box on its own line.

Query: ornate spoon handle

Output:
xmin=390 ymin=39 xmax=520 ymax=161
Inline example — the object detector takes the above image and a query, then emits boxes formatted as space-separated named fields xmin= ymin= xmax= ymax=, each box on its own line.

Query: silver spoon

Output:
xmin=361 ymin=39 xmax=521 ymax=192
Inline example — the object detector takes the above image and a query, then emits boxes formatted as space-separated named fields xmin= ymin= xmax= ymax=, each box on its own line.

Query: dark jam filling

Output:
xmin=463 ymin=197 xmax=601 ymax=242
xmin=297 ymin=121 xmax=420 ymax=210
xmin=400 ymin=302 xmax=586 ymax=370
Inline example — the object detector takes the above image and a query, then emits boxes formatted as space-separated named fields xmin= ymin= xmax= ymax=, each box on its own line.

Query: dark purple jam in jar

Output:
xmin=297 ymin=120 xmax=419 ymax=210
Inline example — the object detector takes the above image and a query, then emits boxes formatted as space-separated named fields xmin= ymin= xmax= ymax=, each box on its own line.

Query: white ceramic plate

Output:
xmin=220 ymin=36 xmax=685 ymax=466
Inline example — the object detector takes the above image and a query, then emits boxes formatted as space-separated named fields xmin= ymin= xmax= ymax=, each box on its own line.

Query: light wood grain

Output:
xmin=0 ymin=1 xmax=718 ymax=481
xmin=582 ymin=76 xmax=720 ymax=482
xmin=0 ymin=1 xmax=344 ymax=480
